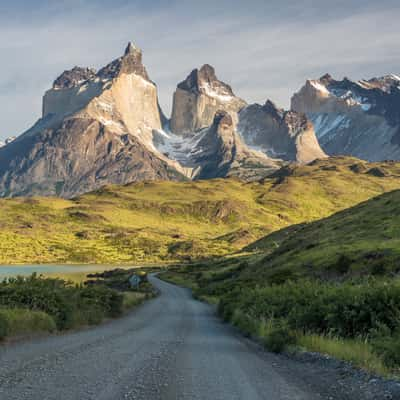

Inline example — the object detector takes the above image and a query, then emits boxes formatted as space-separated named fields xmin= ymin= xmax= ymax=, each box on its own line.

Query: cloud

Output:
xmin=0 ymin=1 xmax=399 ymax=139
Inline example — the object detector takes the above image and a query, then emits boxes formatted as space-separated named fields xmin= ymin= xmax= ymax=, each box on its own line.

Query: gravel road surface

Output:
xmin=0 ymin=276 xmax=397 ymax=399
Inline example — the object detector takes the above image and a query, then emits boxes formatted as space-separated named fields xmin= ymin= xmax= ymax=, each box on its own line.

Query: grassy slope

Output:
xmin=2 ymin=156 xmax=400 ymax=264
xmin=250 ymin=188 xmax=400 ymax=281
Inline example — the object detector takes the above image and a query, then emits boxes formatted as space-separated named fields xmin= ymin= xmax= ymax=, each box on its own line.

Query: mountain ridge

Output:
xmin=2 ymin=41 xmax=399 ymax=198
xmin=292 ymin=73 xmax=400 ymax=161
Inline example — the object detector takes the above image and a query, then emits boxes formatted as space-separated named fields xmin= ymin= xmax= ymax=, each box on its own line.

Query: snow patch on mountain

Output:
xmin=0 ymin=136 xmax=16 ymax=148
xmin=310 ymin=80 xmax=330 ymax=95
xmin=311 ymin=114 xmax=351 ymax=139
xmin=153 ymin=128 xmax=207 ymax=166
xmin=292 ymin=73 xmax=400 ymax=161
xmin=199 ymin=82 xmax=234 ymax=103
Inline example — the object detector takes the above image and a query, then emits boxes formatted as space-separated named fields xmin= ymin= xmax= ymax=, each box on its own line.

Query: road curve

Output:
xmin=0 ymin=276 xmax=319 ymax=400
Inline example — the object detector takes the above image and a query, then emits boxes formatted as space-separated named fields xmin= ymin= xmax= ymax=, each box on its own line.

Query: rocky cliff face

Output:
xmin=170 ymin=65 xmax=247 ymax=135
xmin=0 ymin=43 xmax=188 ymax=197
xmin=192 ymin=111 xmax=279 ymax=180
xmin=3 ymin=42 xmax=351 ymax=198
xmin=238 ymin=100 xmax=326 ymax=164
xmin=291 ymin=74 xmax=400 ymax=161
xmin=156 ymin=110 xmax=280 ymax=181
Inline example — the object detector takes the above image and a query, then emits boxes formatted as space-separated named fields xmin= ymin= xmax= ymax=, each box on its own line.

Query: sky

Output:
xmin=0 ymin=0 xmax=399 ymax=139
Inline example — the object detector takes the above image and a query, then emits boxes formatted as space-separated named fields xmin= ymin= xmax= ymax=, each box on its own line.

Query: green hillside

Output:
xmin=2 ymin=156 xmax=400 ymax=264
xmin=250 ymin=188 xmax=400 ymax=281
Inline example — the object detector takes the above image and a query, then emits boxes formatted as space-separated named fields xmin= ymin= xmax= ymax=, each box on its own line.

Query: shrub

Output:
xmin=231 ymin=309 xmax=257 ymax=337
xmin=0 ymin=275 xmax=124 ymax=333
xmin=372 ymin=333 xmax=400 ymax=368
xmin=219 ymin=279 xmax=400 ymax=339
xmin=329 ymin=254 xmax=352 ymax=275
xmin=0 ymin=309 xmax=56 ymax=337
xmin=260 ymin=319 xmax=296 ymax=353
xmin=267 ymin=268 xmax=296 ymax=285
xmin=123 ymin=292 xmax=145 ymax=310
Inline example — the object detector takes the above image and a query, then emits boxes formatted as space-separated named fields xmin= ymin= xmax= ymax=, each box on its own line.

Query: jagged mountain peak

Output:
xmin=171 ymin=65 xmax=246 ymax=135
xmin=245 ymin=99 xmax=312 ymax=135
xmin=52 ymin=43 xmax=148 ymax=92
xmin=366 ymin=74 xmax=400 ymax=92
xmin=124 ymin=41 xmax=140 ymax=56
xmin=262 ymin=100 xmax=285 ymax=119
xmin=189 ymin=110 xmax=279 ymax=180
xmin=53 ymin=67 xmax=97 ymax=90
xmin=98 ymin=42 xmax=149 ymax=81
xmin=303 ymin=73 xmax=400 ymax=96
xmin=0 ymin=41 xmax=190 ymax=198
xmin=177 ymin=64 xmax=235 ymax=99
xmin=50 ymin=42 xmax=149 ymax=96
xmin=238 ymin=99 xmax=326 ymax=164
xmin=319 ymin=73 xmax=334 ymax=83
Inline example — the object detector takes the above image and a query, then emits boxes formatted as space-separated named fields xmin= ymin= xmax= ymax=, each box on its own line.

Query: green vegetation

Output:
xmin=0 ymin=274 xmax=124 ymax=331
xmin=298 ymin=334 xmax=389 ymax=376
xmin=249 ymin=188 xmax=400 ymax=281
xmin=0 ymin=269 xmax=154 ymax=341
xmin=218 ymin=280 xmax=400 ymax=338
xmin=0 ymin=308 xmax=56 ymax=339
xmin=122 ymin=291 xmax=147 ymax=310
xmin=1 ymin=157 xmax=400 ymax=264
xmin=163 ymin=262 xmax=400 ymax=377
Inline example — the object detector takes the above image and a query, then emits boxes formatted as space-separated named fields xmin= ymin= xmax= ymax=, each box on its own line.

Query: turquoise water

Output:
xmin=0 ymin=265 xmax=131 ymax=279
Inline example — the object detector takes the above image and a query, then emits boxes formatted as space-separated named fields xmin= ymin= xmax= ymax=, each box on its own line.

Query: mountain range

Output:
xmin=0 ymin=41 xmax=399 ymax=197
xmin=292 ymin=73 xmax=400 ymax=161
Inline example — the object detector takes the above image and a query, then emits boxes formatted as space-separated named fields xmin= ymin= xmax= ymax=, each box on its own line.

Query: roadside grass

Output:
xmin=0 ymin=308 xmax=56 ymax=339
xmin=193 ymin=294 xmax=220 ymax=305
xmin=297 ymin=334 xmax=390 ymax=377
xmin=122 ymin=292 xmax=147 ymax=311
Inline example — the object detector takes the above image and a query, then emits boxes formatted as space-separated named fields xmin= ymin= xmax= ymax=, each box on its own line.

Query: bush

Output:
xmin=231 ymin=309 xmax=257 ymax=337
xmin=218 ymin=279 xmax=400 ymax=339
xmin=0 ymin=309 xmax=56 ymax=337
xmin=78 ymin=286 xmax=124 ymax=320
xmin=123 ymin=292 xmax=145 ymax=310
xmin=372 ymin=333 xmax=400 ymax=368
xmin=329 ymin=254 xmax=352 ymax=275
xmin=259 ymin=319 xmax=296 ymax=353
xmin=0 ymin=274 xmax=125 ymax=334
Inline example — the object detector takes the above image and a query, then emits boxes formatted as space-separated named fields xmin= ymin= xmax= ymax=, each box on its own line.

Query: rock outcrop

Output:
xmin=170 ymin=65 xmax=246 ymax=135
xmin=0 ymin=43 xmax=189 ymax=197
xmin=188 ymin=110 xmax=280 ymax=180
xmin=238 ymin=100 xmax=326 ymax=164
xmin=291 ymin=74 xmax=400 ymax=161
